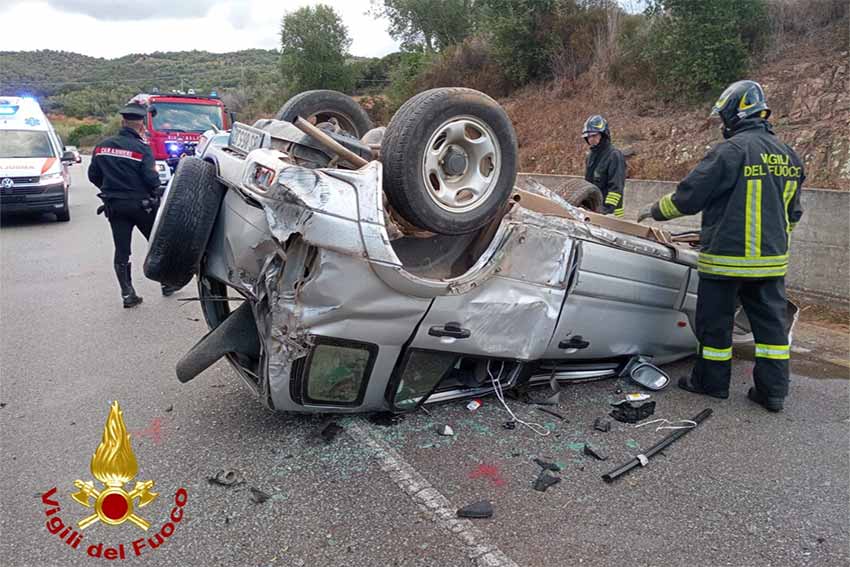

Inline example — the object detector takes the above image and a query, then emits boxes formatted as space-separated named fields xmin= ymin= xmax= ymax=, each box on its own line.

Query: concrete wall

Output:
xmin=517 ymin=173 xmax=850 ymax=305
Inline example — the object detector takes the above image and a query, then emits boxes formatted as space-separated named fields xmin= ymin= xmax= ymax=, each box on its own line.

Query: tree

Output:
xmin=279 ymin=4 xmax=354 ymax=93
xmin=643 ymin=0 xmax=768 ymax=100
xmin=370 ymin=0 xmax=481 ymax=52
xmin=481 ymin=0 xmax=562 ymax=86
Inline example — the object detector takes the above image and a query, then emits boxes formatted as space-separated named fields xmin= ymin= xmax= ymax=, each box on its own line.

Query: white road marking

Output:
xmin=345 ymin=418 xmax=521 ymax=567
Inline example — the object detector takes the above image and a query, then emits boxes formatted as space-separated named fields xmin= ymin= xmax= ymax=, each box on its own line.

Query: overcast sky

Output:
xmin=0 ymin=0 xmax=400 ymax=58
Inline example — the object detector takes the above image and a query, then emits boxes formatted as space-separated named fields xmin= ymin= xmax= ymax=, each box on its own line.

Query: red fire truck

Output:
xmin=128 ymin=91 xmax=230 ymax=185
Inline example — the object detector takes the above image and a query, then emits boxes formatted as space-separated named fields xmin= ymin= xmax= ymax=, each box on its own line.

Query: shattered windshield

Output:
xmin=151 ymin=102 xmax=223 ymax=132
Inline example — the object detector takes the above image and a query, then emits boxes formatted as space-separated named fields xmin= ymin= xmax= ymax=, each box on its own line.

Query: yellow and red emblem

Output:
xmin=71 ymin=401 xmax=158 ymax=531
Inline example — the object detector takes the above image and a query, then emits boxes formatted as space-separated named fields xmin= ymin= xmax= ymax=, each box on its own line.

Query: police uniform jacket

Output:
xmin=584 ymin=137 xmax=626 ymax=217
xmin=651 ymin=118 xmax=804 ymax=279
xmin=88 ymin=127 xmax=160 ymax=200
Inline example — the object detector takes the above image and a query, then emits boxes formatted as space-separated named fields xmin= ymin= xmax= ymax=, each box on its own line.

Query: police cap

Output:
xmin=119 ymin=102 xmax=147 ymax=120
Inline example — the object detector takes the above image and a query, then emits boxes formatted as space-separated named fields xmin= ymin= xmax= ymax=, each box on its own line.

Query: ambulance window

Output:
xmin=0 ymin=130 xmax=53 ymax=158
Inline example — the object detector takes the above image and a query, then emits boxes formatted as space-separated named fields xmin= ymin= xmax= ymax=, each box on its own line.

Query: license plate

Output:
xmin=228 ymin=122 xmax=266 ymax=155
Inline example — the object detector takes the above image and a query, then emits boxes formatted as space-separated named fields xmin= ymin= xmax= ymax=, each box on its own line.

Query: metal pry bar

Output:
xmin=602 ymin=408 xmax=712 ymax=483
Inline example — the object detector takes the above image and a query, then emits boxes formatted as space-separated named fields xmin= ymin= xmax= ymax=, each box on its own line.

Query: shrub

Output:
xmin=385 ymin=50 xmax=434 ymax=112
xmin=356 ymin=94 xmax=392 ymax=125
xmin=482 ymin=0 xmax=562 ymax=87
xmin=609 ymin=13 xmax=658 ymax=89
xmin=766 ymin=0 xmax=849 ymax=45
xmin=549 ymin=0 xmax=609 ymax=82
xmin=68 ymin=123 xmax=103 ymax=147
xmin=414 ymin=36 xmax=511 ymax=98
xmin=614 ymin=0 xmax=770 ymax=101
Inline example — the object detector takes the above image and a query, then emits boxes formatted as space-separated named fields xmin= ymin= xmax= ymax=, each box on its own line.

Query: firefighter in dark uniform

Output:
xmin=583 ymin=114 xmax=626 ymax=217
xmin=637 ymin=80 xmax=804 ymax=412
xmin=88 ymin=103 xmax=176 ymax=308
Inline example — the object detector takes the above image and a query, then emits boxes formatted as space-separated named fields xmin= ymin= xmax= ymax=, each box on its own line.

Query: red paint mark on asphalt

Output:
xmin=468 ymin=464 xmax=506 ymax=487
xmin=132 ymin=417 xmax=163 ymax=445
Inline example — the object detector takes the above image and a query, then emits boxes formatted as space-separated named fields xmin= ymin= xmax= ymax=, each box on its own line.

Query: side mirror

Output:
xmin=61 ymin=150 xmax=76 ymax=163
xmin=228 ymin=111 xmax=236 ymax=127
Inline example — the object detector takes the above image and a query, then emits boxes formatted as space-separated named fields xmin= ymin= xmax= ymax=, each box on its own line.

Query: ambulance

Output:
xmin=0 ymin=97 xmax=74 ymax=221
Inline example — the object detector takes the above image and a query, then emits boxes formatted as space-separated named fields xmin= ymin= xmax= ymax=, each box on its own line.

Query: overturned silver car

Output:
xmin=145 ymin=88 xmax=706 ymax=414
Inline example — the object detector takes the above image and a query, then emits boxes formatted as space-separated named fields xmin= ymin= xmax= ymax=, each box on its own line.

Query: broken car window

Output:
xmin=393 ymin=351 xmax=458 ymax=409
xmin=306 ymin=344 xmax=371 ymax=403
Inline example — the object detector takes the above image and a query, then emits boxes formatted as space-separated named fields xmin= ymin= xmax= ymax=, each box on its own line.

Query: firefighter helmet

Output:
xmin=710 ymin=80 xmax=770 ymax=131
xmin=582 ymin=114 xmax=609 ymax=142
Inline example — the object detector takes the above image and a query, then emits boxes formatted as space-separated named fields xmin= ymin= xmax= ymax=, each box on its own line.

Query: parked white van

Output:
xmin=0 ymin=97 xmax=74 ymax=221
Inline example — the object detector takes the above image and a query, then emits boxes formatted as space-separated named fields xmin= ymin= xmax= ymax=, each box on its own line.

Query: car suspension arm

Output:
xmin=293 ymin=116 xmax=370 ymax=169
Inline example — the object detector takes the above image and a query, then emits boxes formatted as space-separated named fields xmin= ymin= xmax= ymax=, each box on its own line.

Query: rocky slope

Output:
xmin=502 ymin=26 xmax=849 ymax=189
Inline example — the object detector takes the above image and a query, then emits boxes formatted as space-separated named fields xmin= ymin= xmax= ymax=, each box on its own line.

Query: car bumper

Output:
xmin=0 ymin=183 xmax=66 ymax=214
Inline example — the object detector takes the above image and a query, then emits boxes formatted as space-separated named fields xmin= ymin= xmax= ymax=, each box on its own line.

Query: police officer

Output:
xmin=88 ymin=103 xmax=176 ymax=308
xmin=637 ymin=80 xmax=804 ymax=412
xmin=583 ymin=114 xmax=625 ymax=217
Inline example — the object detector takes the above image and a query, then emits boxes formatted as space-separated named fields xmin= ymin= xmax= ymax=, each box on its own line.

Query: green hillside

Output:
xmin=0 ymin=49 xmax=281 ymax=117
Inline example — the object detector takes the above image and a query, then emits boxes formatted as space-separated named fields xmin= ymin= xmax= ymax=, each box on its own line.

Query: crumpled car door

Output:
xmin=406 ymin=223 xmax=575 ymax=361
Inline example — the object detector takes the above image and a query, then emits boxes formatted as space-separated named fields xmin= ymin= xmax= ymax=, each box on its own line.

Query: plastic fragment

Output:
xmin=208 ymin=469 xmax=243 ymax=487
xmin=533 ymin=471 xmax=561 ymax=492
xmin=250 ymin=487 xmax=271 ymax=504
xmin=533 ymin=458 xmax=561 ymax=472
xmin=320 ymin=422 xmax=344 ymax=444
xmin=436 ymin=424 xmax=454 ymax=436
xmin=583 ymin=443 xmax=608 ymax=461
xmin=456 ymin=500 xmax=494 ymax=519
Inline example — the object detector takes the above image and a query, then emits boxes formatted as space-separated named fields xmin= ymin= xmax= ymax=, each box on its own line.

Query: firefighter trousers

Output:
xmin=692 ymin=277 xmax=790 ymax=399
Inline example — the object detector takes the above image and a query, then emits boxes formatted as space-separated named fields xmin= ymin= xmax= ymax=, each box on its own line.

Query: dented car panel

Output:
xmin=189 ymin=125 xmax=702 ymax=413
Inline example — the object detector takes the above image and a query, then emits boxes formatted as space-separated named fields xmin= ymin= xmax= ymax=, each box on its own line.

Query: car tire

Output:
xmin=382 ymin=88 xmax=518 ymax=235
xmin=553 ymin=178 xmax=604 ymax=212
xmin=274 ymin=90 xmax=373 ymax=138
xmin=56 ymin=195 xmax=70 ymax=222
xmin=143 ymin=157 xmax=225 ymax=288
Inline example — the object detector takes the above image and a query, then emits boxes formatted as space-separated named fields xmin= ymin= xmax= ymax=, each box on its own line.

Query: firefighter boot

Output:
xmin=114 ymin=262 xmax=143 ymax=308
xmin=747 ymin=387 xmax=784 ymax=412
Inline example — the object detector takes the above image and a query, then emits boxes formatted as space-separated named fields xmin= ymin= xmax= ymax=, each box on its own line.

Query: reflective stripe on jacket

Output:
xmin=88 ymin=127 xmax=161 ymax=199
xmin=651 ymin=119 xmax=804 ymax=278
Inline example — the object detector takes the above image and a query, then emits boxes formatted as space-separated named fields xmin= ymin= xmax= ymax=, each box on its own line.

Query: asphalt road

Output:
xmin=1 ymin=158 xmax=848 ymax=567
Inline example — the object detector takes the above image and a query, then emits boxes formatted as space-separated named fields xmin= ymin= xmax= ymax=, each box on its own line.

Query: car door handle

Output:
xmin=428 ymin=322 xmax=471 ymax=339
xmin=559 ymin=335 xmax=590 ymax=350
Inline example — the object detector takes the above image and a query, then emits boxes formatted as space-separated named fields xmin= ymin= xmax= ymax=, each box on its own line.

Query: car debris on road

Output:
xmin=603 ymin=408 xmax=712 ymax=483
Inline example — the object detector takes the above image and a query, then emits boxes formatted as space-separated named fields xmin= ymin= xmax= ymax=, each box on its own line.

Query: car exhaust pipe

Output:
xmin=176 ymin=301 xmax=260 ymax=383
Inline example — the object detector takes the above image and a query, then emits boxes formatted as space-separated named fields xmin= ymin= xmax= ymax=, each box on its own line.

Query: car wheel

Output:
xmin=382 ymin=88 xmax=518 ymax=235
xmin=552 ymin=178 xmax=603 ymax=212
xmin=56 ymin=194 xmax=70 ymax=222
xmin=143 ymin=157 xmax=225 ymax=288
xmin=275 ymin=90 xmax=373 ymax=138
